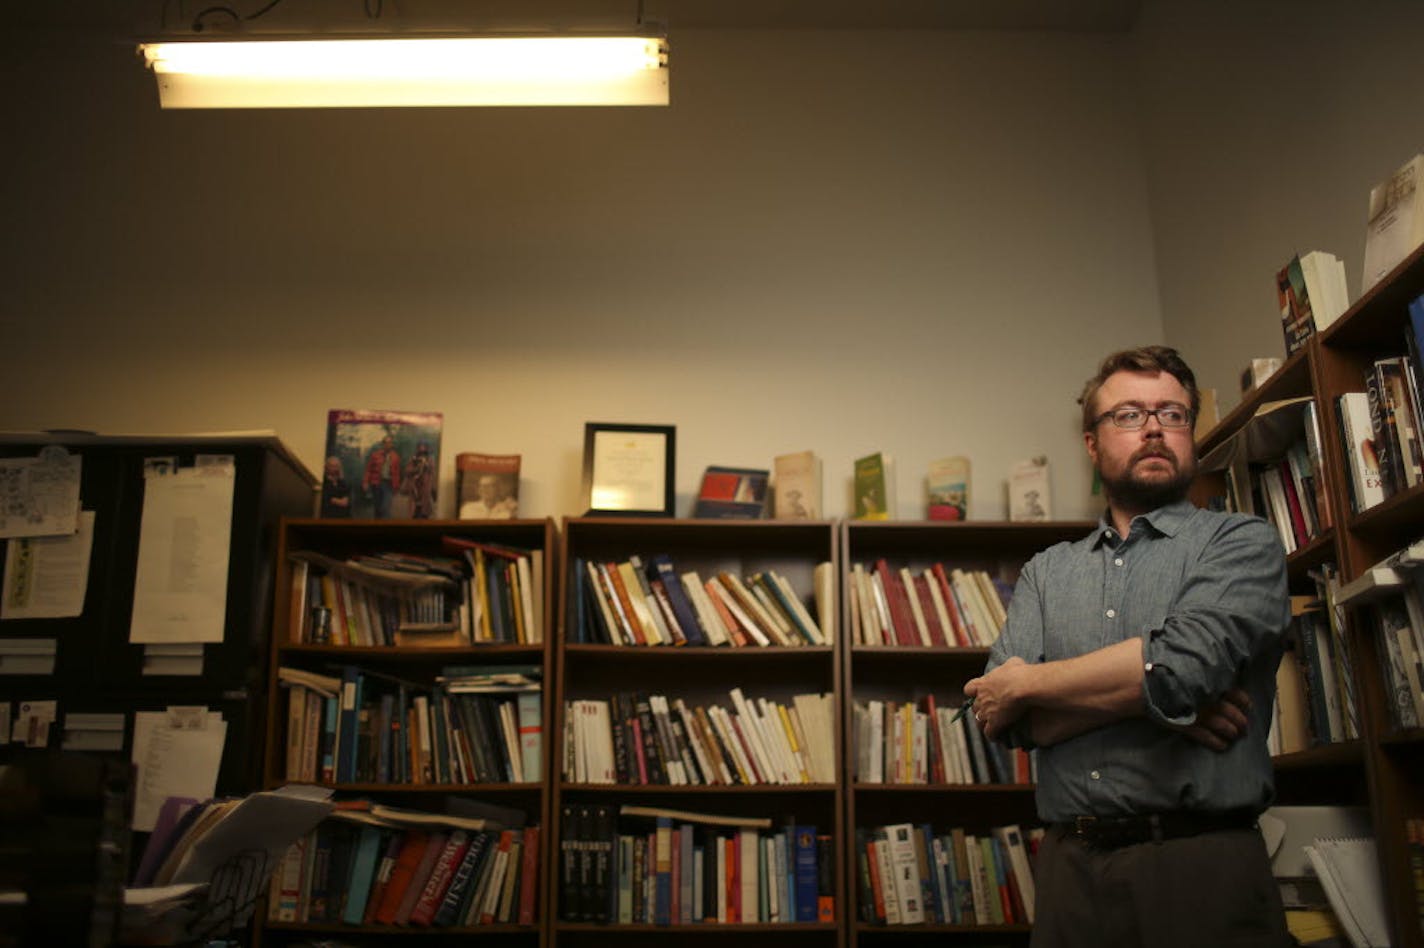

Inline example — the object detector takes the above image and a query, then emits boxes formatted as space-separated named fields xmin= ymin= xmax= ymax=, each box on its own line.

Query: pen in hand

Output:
xmin=951 ymin=697 xmax=975 ymax=723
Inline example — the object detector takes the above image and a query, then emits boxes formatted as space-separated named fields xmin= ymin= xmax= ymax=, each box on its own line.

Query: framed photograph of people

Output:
xmin=581 ymin=422 xmax=676 ymax=517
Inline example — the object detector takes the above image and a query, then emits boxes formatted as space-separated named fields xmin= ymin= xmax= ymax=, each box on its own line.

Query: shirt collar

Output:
xmin=1091 ymin=498 xmax=1196 ymax=548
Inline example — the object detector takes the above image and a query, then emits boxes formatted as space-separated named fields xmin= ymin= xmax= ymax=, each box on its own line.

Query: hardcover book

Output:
xmin=322 ymin=409 xmax=443 ymax=520
xmin=455 ymin=452 xmax=520 ymax=519
xmin=772 ymin=450 xmax=822 ymax=519
xmin=926 ymin=456 xmax=969 ymax=521
xmin=693 ymin=466 xmax=769 ymax=519
xmin=853 ymin=452 xmax=895 ymax=520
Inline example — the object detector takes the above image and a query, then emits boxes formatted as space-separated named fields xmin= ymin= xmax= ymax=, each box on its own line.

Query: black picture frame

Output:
xmin=580 ymin=422 xmax=676 ymax=517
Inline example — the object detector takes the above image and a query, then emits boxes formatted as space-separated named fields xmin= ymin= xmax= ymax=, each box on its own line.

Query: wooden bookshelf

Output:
xmin=840 ymin=519 xmax=1092 ymax=945
xmin=552 ymin=517 xmax=841 ymax=946
xmin=256 ymin=516 xmax=556 ymax=946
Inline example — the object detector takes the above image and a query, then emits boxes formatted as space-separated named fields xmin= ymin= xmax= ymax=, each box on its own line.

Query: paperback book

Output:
xmin=772 ymin=450 xmax=822 ymax=520
xmin=322 ymin=409 xmax=443 ymax=520
xmin=1008 ymin=457 xmax=1051 ymax=522
xmin=1363 ymin=152 xmax=1424 ymax=291
xmin=455 ymin=452 xmax=520 ymax=520
xmin=854 ymin=452 xmax=895 ymax=521
xmin=926 ymin=456 xmax=969 ymax=521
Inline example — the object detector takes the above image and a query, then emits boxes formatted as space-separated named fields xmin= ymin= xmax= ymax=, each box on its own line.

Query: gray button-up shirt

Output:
xmin=986 ymin=499 xmax=1289 ymax=822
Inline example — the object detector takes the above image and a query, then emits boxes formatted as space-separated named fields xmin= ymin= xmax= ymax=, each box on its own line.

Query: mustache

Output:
xmin=1132 ymin=446 xmax=1177 ymax=464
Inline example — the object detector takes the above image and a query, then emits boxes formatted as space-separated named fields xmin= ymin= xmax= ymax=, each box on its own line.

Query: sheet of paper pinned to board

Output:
xmin=131 ymin=707 xmax=227 ymax=832
xmin=128 ymin=456 xmax=235 ymax=644
xmin=2 ymin=509 xmax=95 ymax=620
xmin=0 ymin=445 xmax=81 ymax=539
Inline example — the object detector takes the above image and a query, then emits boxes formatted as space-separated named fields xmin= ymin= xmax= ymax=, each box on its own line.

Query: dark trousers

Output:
xmin=1031 ymin=824 xmax=1290 ymax=948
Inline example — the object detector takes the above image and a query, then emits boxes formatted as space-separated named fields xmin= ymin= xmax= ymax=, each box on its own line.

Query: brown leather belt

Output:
xmin=1056 ymin=809 xmax=1258 ymax=849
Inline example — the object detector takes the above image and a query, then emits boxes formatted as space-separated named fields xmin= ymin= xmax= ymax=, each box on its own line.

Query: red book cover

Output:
xmin=874 ymin=559 xmax=917 ymax=645
xmin=1277 ymin=459 xmax=1311 ymax=546
xmin=480 ymin=830 xmax=515 ymax=924
xmin=361 ymin=830 xmax=407 ymax=925
xmin=516 ymin=825 xmax=540 ymax=925
xmin=865 ymin=837 xmax=886 ymax=922
xmin=924 ymin=694 xmax=945 ymax=783
xmin=930 ymin=564 xmax=971 ymax=647
xmin=408 ymin=830 xmax=470 ymax=926
xmin=393 ymin=831 xmax=448 ymax=925
xmin=372 ymin=830 xmax=431 ymax=925
xmin=703 ymin=581 xmax=751 ymax=646
xmin=630 ymin=716 xmax=650 ymax=784
xmin=913 ymin=572 xmax=949 ymax=646
xmin=604 ymin=563 xmax=648 ymax=645
xmin=725 ymin=835 xmax=740 ymax=923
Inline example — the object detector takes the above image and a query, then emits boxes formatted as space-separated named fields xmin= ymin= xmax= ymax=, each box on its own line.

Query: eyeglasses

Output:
xmin=1094 ymin=404 xmax=1193 ymax=430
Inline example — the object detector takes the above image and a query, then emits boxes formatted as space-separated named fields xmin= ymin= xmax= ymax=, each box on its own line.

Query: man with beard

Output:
xmin=964 ymin=346 xmax=1290 ymax=948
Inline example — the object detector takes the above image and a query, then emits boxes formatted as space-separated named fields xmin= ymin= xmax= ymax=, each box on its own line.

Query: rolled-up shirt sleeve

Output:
xmin=1140 ymin=516 xmax=1289 ymax=726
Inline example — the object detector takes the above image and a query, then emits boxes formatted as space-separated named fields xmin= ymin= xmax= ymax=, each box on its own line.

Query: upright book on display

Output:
xmin=772 ymin=450 xmax=822 ymax=519
xmin=1363 ymin=153 xmax=1424 ymax=291
xmin=455 ymin=452 xmax=520 ymax=519
xmin=854 ymin=452 xmax=895 ymax=521
xmin=323 ymin=409 xmax=443 ymax=520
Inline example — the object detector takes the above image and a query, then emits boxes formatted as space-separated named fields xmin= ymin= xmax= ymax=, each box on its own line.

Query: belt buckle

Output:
xmin=1072 ymin=816 xmax=1098 ymax=840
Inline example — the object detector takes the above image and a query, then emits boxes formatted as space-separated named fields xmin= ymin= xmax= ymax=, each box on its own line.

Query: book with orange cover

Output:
xmin=392 ymin=830 xmax=448 ymax=925
xmin=372 ymin=830 xmax=431 ymax=924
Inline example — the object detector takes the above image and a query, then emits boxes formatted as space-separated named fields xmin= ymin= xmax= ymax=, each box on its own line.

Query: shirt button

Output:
xmin=1114 ymin=558 xmax=1124 ymax=567
xmin=1105 ymin=609 xmax=1116 ymax=618
xmin=1090 ymin=770 xmax=1101 ymax=780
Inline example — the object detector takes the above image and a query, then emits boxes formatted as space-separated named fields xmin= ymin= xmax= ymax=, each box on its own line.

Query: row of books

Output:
xmin=569 ymin=554 xmax=835 ymax=648
xmin=848 ymin=561 xmax=1010 ymax=648
xmin=1271 ymin=567 xmax=1360 ymax=755
xmin=851 ymin=696 xmax=1033 ymax=786
xmin=1248 ymin=409 xmax=1331 ymax=554
xmin=563 ymin=690 xmax=836 ymax=786
xmin=1346 ymin=541 xmax=1424 ymax=730
xmin=268 ymin=806 xmax=539 ymax=929
xmin=288 ymin=539 xmax=545 ymax=647
xmin=855 ymin=822 xmax=1038 ymax=927
xmin=1336 ymin=355 xmax=1424 ymax=514
xmin=1277 ymin=250 xmax=1349 ymax=355
xmin=279 ymin=664 xmax=542 ymax=786
xmin=558 ymin=803 xmax=832 ymax=925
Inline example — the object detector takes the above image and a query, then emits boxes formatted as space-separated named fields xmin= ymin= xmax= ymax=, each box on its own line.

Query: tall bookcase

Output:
xmin=552 ymin=517 xmax=841 ymax=948
xmin=257 ymin=516 xmax=556 ymax=947
xmin=840 ymin=520 xmax=1093 ymax=947
xmin=1197 ymin=242 xmax=1424 ymax=948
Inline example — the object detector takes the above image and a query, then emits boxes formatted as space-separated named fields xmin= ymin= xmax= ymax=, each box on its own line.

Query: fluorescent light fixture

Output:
xmin=138 ymin=35 xmax=669 ymax=108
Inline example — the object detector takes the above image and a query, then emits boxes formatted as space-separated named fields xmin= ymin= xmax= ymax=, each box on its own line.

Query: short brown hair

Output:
xmin=1078 ymin=345 xmax=1200 ymax=432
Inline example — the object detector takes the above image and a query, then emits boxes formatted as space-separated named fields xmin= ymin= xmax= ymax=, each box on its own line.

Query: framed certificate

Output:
xmin=581 ymin=423 xmax=676 ymax=517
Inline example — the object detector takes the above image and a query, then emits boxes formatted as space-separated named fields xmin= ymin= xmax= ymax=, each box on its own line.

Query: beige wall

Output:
xmin=1136 ymin=0 xmax=1424 ymax=406
xmin=2 ymin=28 xmax=1164 ymax=520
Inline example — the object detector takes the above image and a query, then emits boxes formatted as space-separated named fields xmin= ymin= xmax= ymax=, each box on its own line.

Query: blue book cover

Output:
xmin=341 ymin=825 xmax=387 ymax=924
xmin=653 ymin=816 xmax=674 ymax=925
xmin=793 ymin=824 xmax=819 ymax=922
xmin=336 ymin=666 xmax=362 ymax=783
xmin=649 ymin=553 xmax=706 ymax=645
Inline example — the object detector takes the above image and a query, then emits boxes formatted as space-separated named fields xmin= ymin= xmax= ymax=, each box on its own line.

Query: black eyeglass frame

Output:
xmin=1092 ymin=404 xmax=1195 ymax=430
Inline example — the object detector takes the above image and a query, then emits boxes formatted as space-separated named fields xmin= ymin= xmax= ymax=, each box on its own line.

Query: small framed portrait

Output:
xmin=581 ymin=423 xmax=676 ymax=517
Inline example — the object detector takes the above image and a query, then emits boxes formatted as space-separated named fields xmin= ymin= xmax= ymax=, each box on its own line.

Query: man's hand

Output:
xmin=1173 ymin=687 xmax=1251 ymax=751
xmin=963 ymin=657 xmax=1034 ymax=740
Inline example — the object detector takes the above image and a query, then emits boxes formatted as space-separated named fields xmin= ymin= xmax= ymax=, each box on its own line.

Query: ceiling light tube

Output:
xmin=138 ymin=36 xmax=669 ymax=108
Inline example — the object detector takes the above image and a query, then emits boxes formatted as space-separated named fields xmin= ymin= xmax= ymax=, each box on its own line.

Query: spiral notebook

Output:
xmin=1302 ymin=836 xmax=1389 ymax=948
